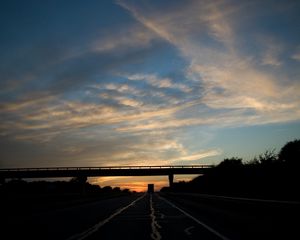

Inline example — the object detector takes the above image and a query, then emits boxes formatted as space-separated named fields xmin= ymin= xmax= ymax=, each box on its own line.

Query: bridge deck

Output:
xmin=0 ymin=165 xmax=213 ymax=179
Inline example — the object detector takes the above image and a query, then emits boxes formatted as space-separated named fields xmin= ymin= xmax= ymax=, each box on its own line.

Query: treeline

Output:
xmin=161 ymin=139 xmax=300 ymax=200
xmin=1 ymin=177 xmax=132 ymax=216
xmin=1 ymin=177 xmax=131 ymax=197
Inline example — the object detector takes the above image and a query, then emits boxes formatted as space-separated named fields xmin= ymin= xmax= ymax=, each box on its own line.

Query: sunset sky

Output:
xmin=1 ymin=0 xmax=300 ymax=191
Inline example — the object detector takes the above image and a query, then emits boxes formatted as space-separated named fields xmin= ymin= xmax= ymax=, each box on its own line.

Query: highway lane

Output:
xmin=2 ymin=194 xmax=143 ymax=240
xmin=67 ymin=193 xmax=227 ymax=240
xmin=3 ymin=192 xmax=229 ymax=240
xmin=161 ymin=193 xmax=300 ymax=240
xmin=4 ymin=192 xmax=299 ymax=240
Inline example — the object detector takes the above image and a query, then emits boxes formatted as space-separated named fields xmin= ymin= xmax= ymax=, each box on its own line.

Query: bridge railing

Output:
xmin=0 ymin=165 xmax=213 ymax=172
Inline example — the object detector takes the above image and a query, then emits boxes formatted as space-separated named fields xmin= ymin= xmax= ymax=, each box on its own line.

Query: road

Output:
xmin=3 ymin=193 xmax=300 ymax=240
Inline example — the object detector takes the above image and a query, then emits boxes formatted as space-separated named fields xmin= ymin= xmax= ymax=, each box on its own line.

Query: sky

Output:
xmin=1 ymin=0 xmax=300 ymax=191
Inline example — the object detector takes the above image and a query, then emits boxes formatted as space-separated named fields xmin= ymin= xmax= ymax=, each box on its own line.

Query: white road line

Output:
xmin=184 ymin=226 xmax=195 ymax=235
xmin=150 ymin=194 xmax=162 ymax=240
xmin=204 ymin=194 xmax=300 ymax=204
xmin=159 ymin=195 xmax=231 ymax=240
xmin=176 ymin=193 xmax=300 ymax=205
xmin=66 ymin=194 xmax=146 ymax=240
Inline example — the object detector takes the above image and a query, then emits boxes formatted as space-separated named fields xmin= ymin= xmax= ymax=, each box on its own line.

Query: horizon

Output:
xmin=1 ymin=0 xmax=300 ymax=191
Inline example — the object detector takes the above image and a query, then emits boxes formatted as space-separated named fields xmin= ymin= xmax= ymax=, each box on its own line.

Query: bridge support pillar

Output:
xmin=168 ymin=174 xmax=174 ymax=187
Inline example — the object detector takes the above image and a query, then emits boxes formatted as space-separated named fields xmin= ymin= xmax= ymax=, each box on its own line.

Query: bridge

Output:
xmin=0 ymin=165 xmax=213 ymax=186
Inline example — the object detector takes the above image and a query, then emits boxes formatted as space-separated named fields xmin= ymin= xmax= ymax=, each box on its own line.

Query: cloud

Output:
xmin=0 ymin=94 xmax=55 ymax=112
xmin=118 ymin=0 xmax=300 ymax=127
xmin=91 ymin=25 xmax=157 ymax=52
xmin=118 ymin=97 xmax=141 ymax=107
xmin=115 ymin=117 xmax=210 ymax=132
xmin=117 ymin=0 xmax=241 ymax=53
xmin=291 ymin=46 xmax=300 ymax=61
xmin=170 ymin=149 xmax=222 ymax=163
xmin=262 ymin=52 xmax=282 ymax=67
xmin=259 ymin=37 xmax=283 ymax=67
xmin=0 ymin=21 xmax=165 ymax=105
xmin=125 ymin=73 xmax=192 ymax=92
xmin=292 ymin=53 xmax=300 ymax=61
xmin=1 ymin=91 xmax=204 ymax=144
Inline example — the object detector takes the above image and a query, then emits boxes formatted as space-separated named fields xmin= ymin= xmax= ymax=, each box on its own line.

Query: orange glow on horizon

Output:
xmin=88 ymin=175 xmax=195 ymax=192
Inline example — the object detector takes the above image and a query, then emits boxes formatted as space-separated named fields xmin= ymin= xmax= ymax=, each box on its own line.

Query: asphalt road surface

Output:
xmin=3 ymin=193 xmax=300 ymax=240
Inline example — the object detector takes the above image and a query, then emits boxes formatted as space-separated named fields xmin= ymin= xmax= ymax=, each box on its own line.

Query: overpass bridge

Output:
xmin=0 ymin=165 xmax=213 ymax=186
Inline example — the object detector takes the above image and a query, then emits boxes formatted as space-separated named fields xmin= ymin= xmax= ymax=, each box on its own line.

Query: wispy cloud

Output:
xmin=118 ymin=0 xmax=300 ymax=127
xmin=291 ymin=46 xmax=300 ymax=61
xmin=124 ymin=73 xmax=192 ymax=92
xmin=91 ymin=25 xmax=157 ymax=53
xmin=170 ymin=149 xmax=222 ymax=164
xmin=262 ymin=51 xmax=282 ymax=67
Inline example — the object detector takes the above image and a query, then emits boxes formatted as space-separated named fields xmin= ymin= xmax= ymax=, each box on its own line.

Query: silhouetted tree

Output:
xmin=113 ymin=187 xmax=121 ymax=193
xmin=251 ymin=149 xmax=278 ymax=166
xmin=122 ymin=188 xmax=130 ymax=194
xmin=70 ymin=176 xmax=87 ymax=183
xmin=161 ymin=140 xmax=300 ymax=200
xmin=278 ymin=139 xmax=300 ymax=166
xmin=217 ymin=157 xmax=243 ymax=169
xmin=102 ymin=186 xmax=112 ymax=193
